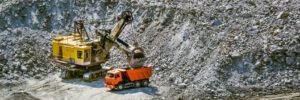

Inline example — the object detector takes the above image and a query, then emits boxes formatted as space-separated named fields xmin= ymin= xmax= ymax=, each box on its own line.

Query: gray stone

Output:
xmin=294 ymin=36 xmax=300 ymax=41
xmin=225 ymin=5 xmax=233 ymax=10
xmin=218 ymin=32 xmax=226 ymax=40
xmin=34 ymin=75 xmax=41 ymax=79
xmin=280 ymin=19 xmax=288 ymax=25
xmin=3 ymin=82 xmax=15 ymax=87
xmin=279 ymin=57 xmax=286 ymax=63
xmin=21 ymin=66 xmax=27 ymax=72
xmin=254 ymin=61 xmax=261 ymax=67
xmin=212 ymin=20 xmax=222 ymax=26
xmin=269 ymin=45 xmax=283 ymax=53
xmin=295 ymin=57 xmax=300 ymax=66
xmin=230 ymin=50 xmax=241 ymax=58
xmin=296 ymin=57 xmax=300 ymax=62
xmin=0 ymin=54 xmax=5 ymax=60
xmin=233 ymin=36 xmax=239 ymax=40
xmin=263 ymin=57 xmax=272 ymax=64
xmin=286 ymin=57 xmax=294 ymax=65
xmin=183 ymin=32 xmax=189 ymax=41
xmin=178 ymin=83 xmax=187 ymax=89
xmin=295 ymin=48 xmax=300 ymax=54
xmin=248 ymin=26 xmax=259 ymax=35
xmin=283 ymin=0 xmax=292 ymax=3
xmin=240 ymin=93 xmax=245 ymax=97
xmin=273 ymin=29 xmax=281 ymax=35
xmin=285 ymin=51 xmax=295 ymax=57
xmin=243 ymin=13 xmax=252 ymax=18
xmin=274 ymin=37 xmax=282 ymax=41
xmin=155 ymin=67 xmax=160 ymax=71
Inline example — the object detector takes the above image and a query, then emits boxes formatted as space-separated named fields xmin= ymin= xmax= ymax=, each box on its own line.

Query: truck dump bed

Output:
xmin=126 ymin=66 xmax=152 ymax=81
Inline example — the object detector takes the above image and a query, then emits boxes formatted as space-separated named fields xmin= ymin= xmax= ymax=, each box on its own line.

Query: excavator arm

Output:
xmin=94 ymin=11 xmax=135 ymax=57
xmin=108 ymin=11 xmax=133 ymax=41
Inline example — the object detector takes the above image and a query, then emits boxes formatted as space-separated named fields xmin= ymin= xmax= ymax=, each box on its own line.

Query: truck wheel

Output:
xmin=135 ymin=81 xmax=141 ymax=88
xmin=142 ymin=80 xmax=149 ymax=87
xmin=117 ymin=84 xmax=124 ymax=90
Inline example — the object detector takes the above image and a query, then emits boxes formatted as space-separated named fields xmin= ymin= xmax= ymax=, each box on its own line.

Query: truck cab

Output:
xmin=104 ymin=66 xmax=152 ymax=90
xmin=104 ymin=69 xmax=126 ymax=89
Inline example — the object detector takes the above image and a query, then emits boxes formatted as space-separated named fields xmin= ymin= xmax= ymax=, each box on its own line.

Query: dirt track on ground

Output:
xmin=1 ymin=73 xmax=158 ymax=100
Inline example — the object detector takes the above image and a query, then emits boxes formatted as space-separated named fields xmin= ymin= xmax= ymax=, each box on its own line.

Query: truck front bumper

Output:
xmin=105 ymin=84 xmax=115 ymax=89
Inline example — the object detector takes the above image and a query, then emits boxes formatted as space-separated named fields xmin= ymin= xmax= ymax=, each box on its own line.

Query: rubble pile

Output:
xmin=0 ymin=28 xmax=56 ymax=81
xmin=0 ymin=0 xmax=299 ymax=99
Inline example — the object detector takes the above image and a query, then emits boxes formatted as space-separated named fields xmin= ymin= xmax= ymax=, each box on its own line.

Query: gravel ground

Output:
xmin=0 ymin=73 xmax=157 ymax=100
xmin=0 ymin=0 xmax=300 ymax=99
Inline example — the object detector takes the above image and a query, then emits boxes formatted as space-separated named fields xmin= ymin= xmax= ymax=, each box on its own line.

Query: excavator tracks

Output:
xmin=61 ymin=65 xmax=108 ymax=82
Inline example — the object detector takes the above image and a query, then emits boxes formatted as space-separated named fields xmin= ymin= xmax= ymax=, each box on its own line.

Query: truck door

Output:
xmin=115 ymin=73 xmax=122 ymax=84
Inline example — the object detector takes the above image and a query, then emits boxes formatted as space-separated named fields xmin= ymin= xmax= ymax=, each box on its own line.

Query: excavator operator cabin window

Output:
xmin=115 ymin=74 xmax=120 ymax=78
xmin=77 ymin=51 xmax=82 ymax=59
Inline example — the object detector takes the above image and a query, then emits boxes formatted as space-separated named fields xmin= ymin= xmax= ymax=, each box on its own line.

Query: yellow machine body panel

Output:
xmin=53 ymin=11 xmax=132 ymax=69
xmin=53 ymin=34 xmax=93 ymax=66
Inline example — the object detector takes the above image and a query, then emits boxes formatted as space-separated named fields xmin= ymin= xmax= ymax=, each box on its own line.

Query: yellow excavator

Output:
xmin=52 ymin=11 xmax=140 ymax=81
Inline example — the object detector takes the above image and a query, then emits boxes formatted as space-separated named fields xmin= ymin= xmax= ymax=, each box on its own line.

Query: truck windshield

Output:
xmin=106 ymin=73 xmax=114 ymax=78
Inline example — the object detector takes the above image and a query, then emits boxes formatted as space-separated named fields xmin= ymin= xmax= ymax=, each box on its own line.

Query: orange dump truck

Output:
xmin=105 ymin=66 xmax=152 ymax=90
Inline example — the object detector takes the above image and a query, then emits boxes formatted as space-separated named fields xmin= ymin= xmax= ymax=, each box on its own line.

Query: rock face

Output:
xmin=0 ymin=28 xmax=56 ymax=80
xmin=0 ymin=0 xmax=300 ymax=99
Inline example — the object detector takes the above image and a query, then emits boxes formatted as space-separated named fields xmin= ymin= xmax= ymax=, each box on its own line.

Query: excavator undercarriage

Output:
xmin=60 ymin=64 xmax=108 ymax=82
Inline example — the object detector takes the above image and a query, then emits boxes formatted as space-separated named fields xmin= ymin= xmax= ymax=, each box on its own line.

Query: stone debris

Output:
xmin=285 ymin=57 xmax=294 ymax=66
xmin=212 ymin=19 xmax=222 ymax=26
xmin=273 ymin=29 xmax=281 ymax=35
xmin=0 ymin=0 xmax=299 ymax=99
xmin=230 ymin=50 xmax=241 ymax=58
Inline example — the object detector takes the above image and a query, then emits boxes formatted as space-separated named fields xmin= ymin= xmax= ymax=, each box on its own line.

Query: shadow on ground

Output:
xmin=109 ymin=87 xmax=158 ymax=95
xmin=61 ymin=79 xmax=158 ymax=95
xmin=62 ymin=79 xmax=157 ymax=95
xmin=61 ymin=78 xmax=105 ymax=88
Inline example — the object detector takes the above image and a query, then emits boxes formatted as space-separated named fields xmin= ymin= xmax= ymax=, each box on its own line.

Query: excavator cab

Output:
xmin=52 ymin=37 xmax=92 ymax=66
xmin=52 ymin=20 xmax=92 ymax=66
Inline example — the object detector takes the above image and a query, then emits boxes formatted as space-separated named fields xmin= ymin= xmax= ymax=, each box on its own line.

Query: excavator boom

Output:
xmin=108 ymin=11 xmax=133 ymax=41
